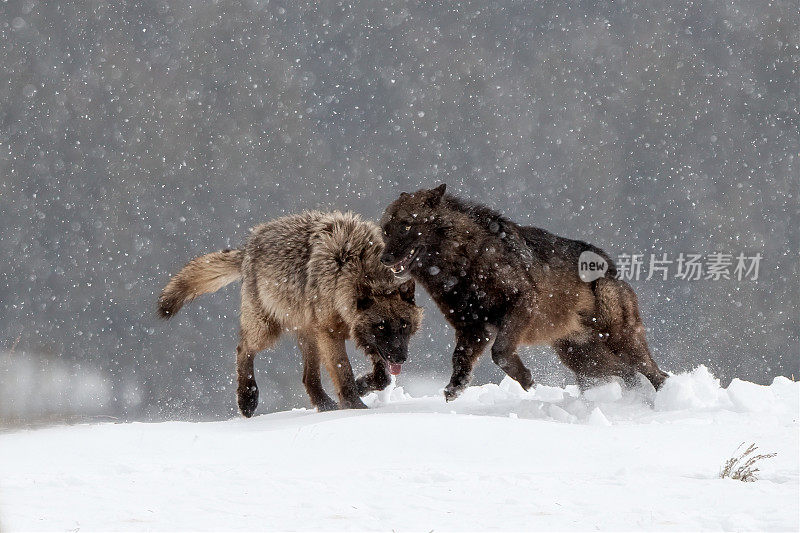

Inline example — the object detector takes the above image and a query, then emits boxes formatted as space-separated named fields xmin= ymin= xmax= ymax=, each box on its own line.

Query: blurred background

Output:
xmin=1 ymin=1 xmax=797 ymax=426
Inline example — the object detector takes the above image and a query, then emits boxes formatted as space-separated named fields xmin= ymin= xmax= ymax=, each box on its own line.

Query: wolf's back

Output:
xmin=519 ymin=226 xmax=617 ymax=279
xmin=158 ymin=249 xmax=243 ymax=318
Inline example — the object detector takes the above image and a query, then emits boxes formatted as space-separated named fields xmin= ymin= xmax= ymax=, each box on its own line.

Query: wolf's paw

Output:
xmin=316 ymin=398 xmax=339 ymax=412
xmin=520 ymin=373 xmax=535 ymax=391
xmin=651 ymin=370 xmax=669 ymax=390
xmin=356 ymin=375 xmax=374 ymax=397
xmin=356 ymin=372 xmax=390 ymax=396
xmin=237 ymin=384 xmax=259 ymax=418
xmin=340 ymin=398 xmax=369 ymax=410
xmin=443 ymin=383 xmax=465 ymax=402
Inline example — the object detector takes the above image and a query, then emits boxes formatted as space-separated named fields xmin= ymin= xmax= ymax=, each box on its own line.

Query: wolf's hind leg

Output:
xmin=296 ymin=332 xmax=338 ymax=412
xmin=356 ymin=353 xmax=391 ymax=396
xmin=611 ymin=325 xmax=667 ymax=390
xmin=237 ymin=298 xmax=281 ymax=418
xmin=553 ymin=337 xmax=634 ymax=389
xmin=316 ymin=333 xmax=368 ymax=410
xmin=595 ymin=279 xmax=668 ymax=390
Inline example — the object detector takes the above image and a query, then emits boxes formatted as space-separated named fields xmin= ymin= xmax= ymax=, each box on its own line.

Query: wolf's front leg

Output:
xmin=444 ymin=330 xmax=491 ymax=401
xmin=356 ymin=353 xmax=391 ymax=396
xmin=317 ymin=333 xmax=368 ymax=409
xmin=297 ymin=332 xmax=338 ymax=412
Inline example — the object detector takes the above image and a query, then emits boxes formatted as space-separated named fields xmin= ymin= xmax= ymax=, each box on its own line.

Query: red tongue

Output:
xmin=388 ymin=363 xmax=402 ymax=375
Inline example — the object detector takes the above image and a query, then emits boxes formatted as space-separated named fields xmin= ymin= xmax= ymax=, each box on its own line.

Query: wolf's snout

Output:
xmin=387 ymin=353 xmax=407 ymax=364
xmin=380 ymin=252 xmax=395 ymax=266
xmin=384 ymin=342 xmax=407 ymax=365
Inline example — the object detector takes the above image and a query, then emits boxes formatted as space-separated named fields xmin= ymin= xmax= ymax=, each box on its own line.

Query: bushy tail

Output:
xmin=157 ymin=249 xmax=243 ymax=318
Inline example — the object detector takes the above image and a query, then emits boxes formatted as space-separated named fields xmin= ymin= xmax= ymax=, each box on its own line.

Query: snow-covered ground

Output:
xmin=1 ymin=366 xmax=797 ymax=531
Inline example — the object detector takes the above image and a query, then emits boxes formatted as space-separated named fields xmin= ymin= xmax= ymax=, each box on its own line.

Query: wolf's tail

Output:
xmin=157 ymin=249 xmax=243 ymax=319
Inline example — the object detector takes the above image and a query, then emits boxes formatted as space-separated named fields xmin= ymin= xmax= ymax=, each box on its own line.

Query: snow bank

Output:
xmin=365 ymin=365 xmax=797 ymax=427
xmin=1 ymin=367 xmax=797 ymax=531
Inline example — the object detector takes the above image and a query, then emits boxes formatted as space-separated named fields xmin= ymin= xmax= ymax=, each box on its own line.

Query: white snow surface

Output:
xmin=1 ymin=366 xmax=798 ymax=531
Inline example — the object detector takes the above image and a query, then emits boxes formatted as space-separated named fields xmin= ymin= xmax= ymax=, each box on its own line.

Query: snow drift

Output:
xmin=1 ymin=366 xmax=797 ymax=531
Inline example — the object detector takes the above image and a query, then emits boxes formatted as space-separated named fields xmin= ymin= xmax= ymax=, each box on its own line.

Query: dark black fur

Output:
xmin=380 ymin=184 xmax=667 ymax=400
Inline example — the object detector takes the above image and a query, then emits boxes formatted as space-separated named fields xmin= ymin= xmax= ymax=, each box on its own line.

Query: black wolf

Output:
xmin=159 ymin=211 xmax=422 ymax=416
xmin=379 ymin=184 xmax=667 ymax=400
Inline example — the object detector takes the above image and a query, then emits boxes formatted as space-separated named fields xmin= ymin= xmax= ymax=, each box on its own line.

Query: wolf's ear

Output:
xmin=400 ymin=191 xmax=410 ymax=199
xmin=398 ymin=279 xmax=416 ymax=304
xmin=426 ymin=183 xmax=446 ymax=207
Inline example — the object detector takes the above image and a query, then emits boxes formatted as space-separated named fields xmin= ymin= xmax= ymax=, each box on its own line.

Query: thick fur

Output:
xmin=158 ymin=249 xmax=243 ymax=318
xmin=379 ymin=184 xmax=667 ymax=400
xmin=158 ymin=211 xmax=422 ymax=416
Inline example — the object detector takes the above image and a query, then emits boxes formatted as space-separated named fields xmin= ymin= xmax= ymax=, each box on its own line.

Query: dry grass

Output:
xmin=720 ymin=442 xmax=777 ymax=482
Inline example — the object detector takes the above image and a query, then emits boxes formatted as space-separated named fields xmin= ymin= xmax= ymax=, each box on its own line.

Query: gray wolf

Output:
xmin=158 ymin=211 xmax=422 ymax=416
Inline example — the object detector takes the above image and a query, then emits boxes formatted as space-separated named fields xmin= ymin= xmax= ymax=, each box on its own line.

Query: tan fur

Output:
xmin=522 ymin=276 xmax=596 ymax=346
xmin=157 ymin=250 xmax=243 ymax=318
xmin=158 ymin=211 xmax=422 ymax=416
